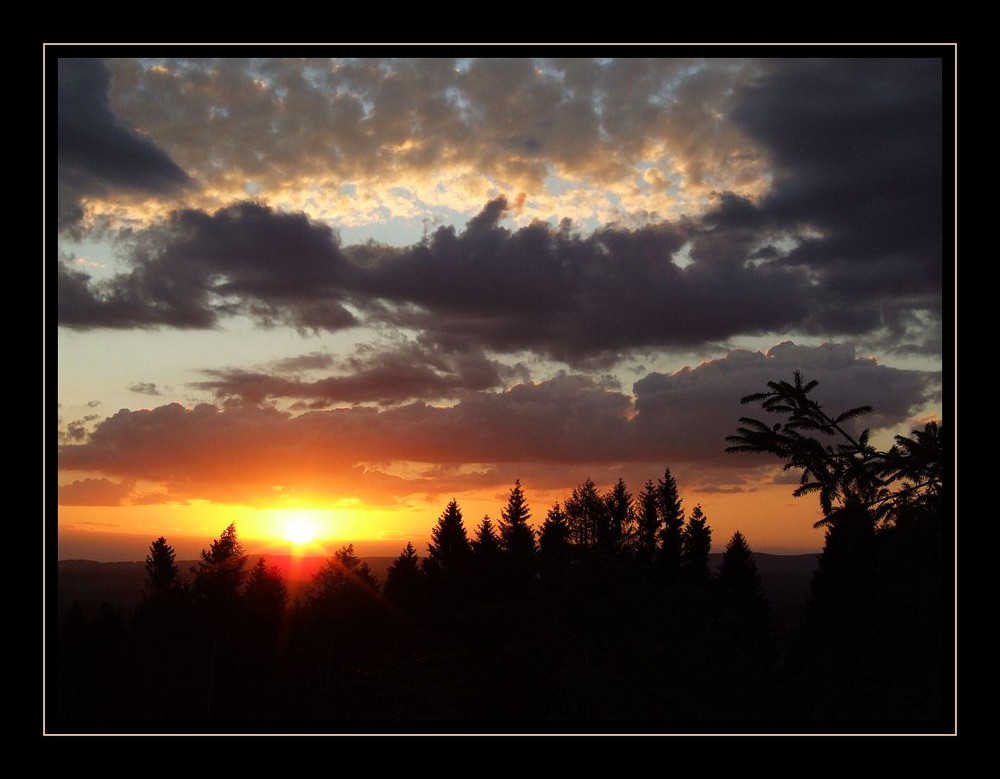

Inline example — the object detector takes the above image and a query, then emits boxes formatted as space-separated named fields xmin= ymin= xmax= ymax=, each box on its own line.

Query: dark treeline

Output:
xmin=51 ymin=375 xmax=950 ymax=731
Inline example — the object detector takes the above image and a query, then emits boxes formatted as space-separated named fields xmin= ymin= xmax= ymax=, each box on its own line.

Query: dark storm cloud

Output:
xmin=60 ymin=196 xmax=815 ymax=362
xmin=729 ymin=58 xmax=944 ymax=330
xmin=58 ymin=202 xmax=357 ymax=331
xmin=58 ymin=343 xmax=937 ymax=505
xmin=129 ymin=382 xmax=160 ymax=396
xmin=355 ymin=196 xmax=810 ymax=363
xmin=193 ymin=341 xmax=523 ymax=406
xmin=57 ymin=58 xmax=192 ymax=230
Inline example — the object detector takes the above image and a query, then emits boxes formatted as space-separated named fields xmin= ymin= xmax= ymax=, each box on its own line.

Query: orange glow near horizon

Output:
xmin=57 ymin=475 xmax=830 ymax=565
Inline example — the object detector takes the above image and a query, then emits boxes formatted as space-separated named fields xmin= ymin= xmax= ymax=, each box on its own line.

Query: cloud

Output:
xmin=57 ymin=58 xmax=192 ymax=230
xmin=129 ymin=382 xmax=160 ymax=396
xmin=98 ymin=57 xmax=768 ymax=225
xmin=193 ymin=339 xmax=526 ymax=407
xmin=60 ymin=196 xmax=816 ymax=363
xmin=60 ymin=414 xmax=100 ymax=443
xmin=58 ymin=201 xmax=357 ymax=331
xmin=58 ymin=342 xmax=938 ymax=507
xmin=59 ymin=478 xmax=134 ymax=506
xmin=57 ymin=58 xmax=944 ymax=366
xmin=631 ymin=341 xmax=940 ymax=464
xmin=59 ymin=173 xmax=942 ymax=367
xmin=729 ymin=58 xmax=943 ymax=334
xmin=271 ymin=352 xmax=337 ymax=372
xmin=86 ymin=400 xmax=102 ymax=408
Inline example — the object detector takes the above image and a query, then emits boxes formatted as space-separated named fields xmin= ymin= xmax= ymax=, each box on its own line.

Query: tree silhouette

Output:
xmin=565 ymin=477 xmax=605 ymax=548
xmin=472 ymin=515 xmax=501 ymax=563
xmin=423 ymin=499 xmax=473 ymax=619
xmin=727 ymin=374 xmax=949 ymax=722
xmin=716 ymin=531 xmax=772 ymax=644
xmin=726 ymin=371 xmax=886 ymax=522
xmin=636 ymin=480 xmax=661 ymax=560
xmin=538 ymin=502 xmax=572 ymax=583
xmin=681 ymin=504 xmax=712 ymax=584
xmin=308 ymin=544 xmax=379 ymax=605
xmin=189 ymin=523 xmax=248 ymax=720
xmin=243 ymin=557 xmax=288 ymax=616
xmin=499 ymin=480 xmax=536 ymax=587
xmin=656 ymin=468 xmax=684 ymax=577
xmin=602 ymin=478 xmax=634 ymax=555
xmin=384 ymin=542 xmax=425 ymax=617
xmin=145 ymin=536 xmax=180 ymax=595
xmin=192 ymin=522 xmax=247 ymax=604
xmin=424 ymin=499 xmax=473 ymax=578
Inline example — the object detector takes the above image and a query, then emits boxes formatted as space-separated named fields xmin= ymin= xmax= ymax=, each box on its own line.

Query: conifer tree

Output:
xmin=472 ymin=516 xmax=501 ymax=566
xmin=145 ymin=536 xmax=180 ymax=595
xmin=243 ymin=557 xmax=288 ymax=616
xmin=539 ymin=502 xmax=572 ymax=582
xmin=421 ymin=499 xmax=474 ymax=624
xmin=424 ymin=499 xmax=472 ymax=577
xmin=499 ymin=480 xmax=536 ymax=584
xmin=384 ymin=542 xmax=425 ymax=614
xmin=656 ymin=468 xmax=684 ymax=577
xmin=681 ymin=504 xmax=713 ymax=584
xmin=565 ymin=477 xmax=606 ymax=548
xmin=602 ymin=477 xmax=634 ymax=555
xmin=636 ymin=480 xmax=661 ymax=560
xmin=716 ymin=531 xmax=773 ymax=666
xmin=192 ymin=522 xmax=247 ymax=604
xmin=308 ymin=544 xmax=379 ymax=606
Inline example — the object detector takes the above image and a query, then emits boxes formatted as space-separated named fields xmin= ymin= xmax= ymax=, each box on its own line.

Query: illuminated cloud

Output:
xmin=93 ymin=57 xmax=768 ymax=228
xmin=58 ymin=343 xmax=938 ymax=507
xmin=59 ymin=477 xmax=134 ymax=506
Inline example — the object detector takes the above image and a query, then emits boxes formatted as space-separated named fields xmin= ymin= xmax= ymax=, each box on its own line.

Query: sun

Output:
xmin=281 ymin=511 xmax=322 ymax=546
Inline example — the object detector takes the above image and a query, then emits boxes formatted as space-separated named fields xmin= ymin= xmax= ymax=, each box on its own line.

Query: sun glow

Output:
xmin=275 ymin=509 xmax=332 ymax=549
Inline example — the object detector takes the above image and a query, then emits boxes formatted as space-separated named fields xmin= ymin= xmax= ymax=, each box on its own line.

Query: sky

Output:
xmin=52 ymin=51 xmax=949 ymax=561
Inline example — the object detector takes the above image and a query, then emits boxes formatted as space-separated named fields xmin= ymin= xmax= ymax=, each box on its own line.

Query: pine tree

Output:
xmin=538 ymin=502 xmax=572 ymax=582
xmin=565 ymin=477 xmax=606 ymax=549
xmin=192 ymin=522 xmax=247 ymax=604
xmin=145 ymin=536 xmax=180 ymax=595
xmin=424 ymin=499 xmax=472 ymax=577
xmin=308 ymin=544 xmax=379 ymax=606
xmin=384 ymin=542 xmax=425 ymax=615
xmin=499 ymin=480 xmax=536 ymax=586
xmin=681 ymin=504 xmax=712 ymax=584
xmin=472 ymin=516 xmax=501 ymax=567
xmin=243 ymin=557 xmax=288 ymax=616
xmin=602 ymin=478 xmax=634 ymax=555
xmin=636 ymin=480 xmax=661 ymax=560
xmin=656 ymin=468 xmax=684 ymax=577
xmin=716 ymin=531 xmax=773 ymax=666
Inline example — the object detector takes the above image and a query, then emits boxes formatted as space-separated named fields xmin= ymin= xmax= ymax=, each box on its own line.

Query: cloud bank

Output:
xmin=59 ymin=343 xmax=939 ymax=506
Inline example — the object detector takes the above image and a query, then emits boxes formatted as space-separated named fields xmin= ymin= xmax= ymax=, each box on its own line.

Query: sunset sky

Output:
xmin=53 ymin=51 xmax=949 ymax=561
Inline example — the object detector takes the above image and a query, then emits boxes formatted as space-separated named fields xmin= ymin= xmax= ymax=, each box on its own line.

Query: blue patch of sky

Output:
xmin=58 ymin=237 xmax=123 ymax=283
xmin=543 ymin=171 xmax=579 ymax=196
